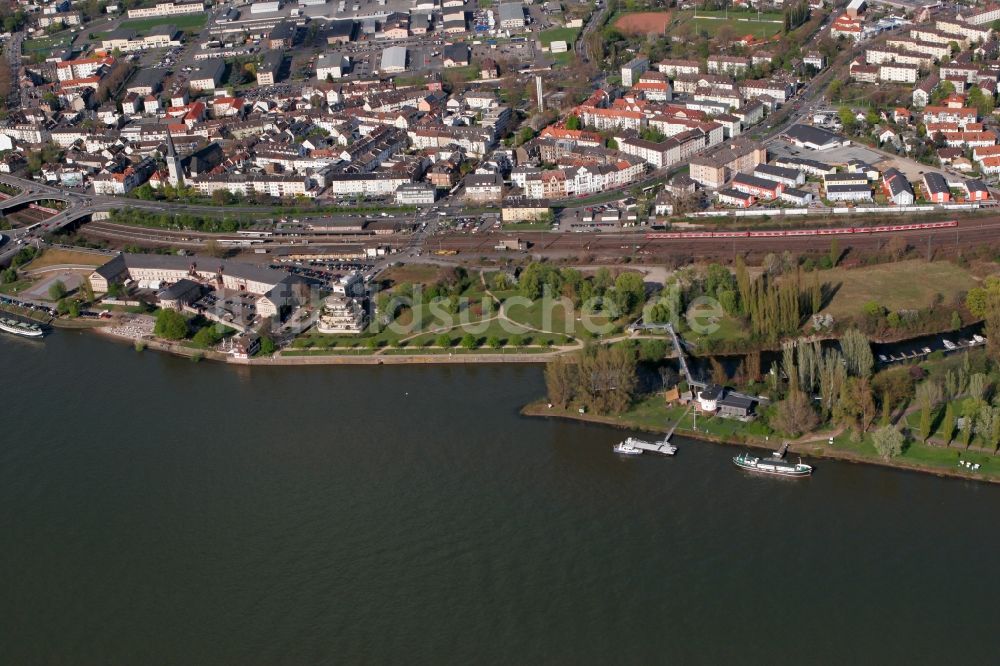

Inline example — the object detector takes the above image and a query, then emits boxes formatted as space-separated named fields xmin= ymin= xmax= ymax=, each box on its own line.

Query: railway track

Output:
xmin=430 ymin=216 xmax=1000 ymax=259
xmin=81 ymin=221 xmax=412 ymax=250
xmin=72 ymin=214 xmax=1000 ymax=262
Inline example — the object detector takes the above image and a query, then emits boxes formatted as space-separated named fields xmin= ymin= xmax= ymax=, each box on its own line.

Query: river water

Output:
xmin=1 ymin=332 xmax=998 ymax=664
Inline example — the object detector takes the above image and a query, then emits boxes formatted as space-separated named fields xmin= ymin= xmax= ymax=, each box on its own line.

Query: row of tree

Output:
xmin=109 ymin=208 xmax=253 ymax=233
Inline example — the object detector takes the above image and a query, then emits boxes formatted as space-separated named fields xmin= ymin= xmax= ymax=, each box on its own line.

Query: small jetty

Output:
xmin=613 ymin=404 xmax=690 ymax=456
xmin=616 ymin=436 xmax=678 ymax=456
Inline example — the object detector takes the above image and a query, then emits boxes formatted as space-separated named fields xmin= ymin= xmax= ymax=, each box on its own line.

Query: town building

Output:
xmin=316 ymin=296 xmax=367 ymax=334
xmin=754 ymin=163 xmax=804 ymax=188
xmin=825 ymin=183 xmax=872 ymax=202
xmin=782 ymin=124 xmax=845 ymax=151
xmin=881 ymin=167 xmax=915 ymax=206
xmin=707 ymin=56 xmax=750 ymax=76
xmin=778 ymin=188 xmax=813 ymax=206
xmin=715 ymin=188 xmax=754 ymax=207
xmin=879 ymin=64 xmax=919 ymax=84
xmin=498 ymin=3 xmax=526 ymax=29
xmin=89 ymin=254 xmax=306 ymax=319
xmin=316 ymin=53 xmax=349 ymax=81
xmin=395 ymin=182 xmax=437 ymax=205
xmin=464 ymin=172 xmax=503 ymax=202
xmin=127 ymin=1 xmax=203 ymax=19
xmin=922 ymin=172 xmax=951 ymax=203
xmin=621 ymin=57 xmax=650 ymax=88
xmin=257 ymin=50 xmax=284 ymax=86
xmin=189 ymin=60 xmax=225 ymax=92
xmin=380 ymin=46 xmax=407 ymax=73
xmin=688 ymin=140 xmax=767 ymax=189
xmin=731 ymin=173 xmax=783 ymax=199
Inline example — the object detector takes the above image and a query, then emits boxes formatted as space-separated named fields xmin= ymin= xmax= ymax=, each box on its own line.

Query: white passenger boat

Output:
xmin=0 ymin=317 xmax=43 ymax=339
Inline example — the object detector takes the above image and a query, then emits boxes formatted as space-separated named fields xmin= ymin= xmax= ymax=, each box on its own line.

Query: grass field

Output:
xmin=685 ymin=314 xmax=750 ymax=347
xmin=440 ymin=64 xmax=479 ymax=84
xmin=550 ymin=51 xmax=577 ymax=66
xmin=21 ymin=33 xmax=74 ymax=54
xmin=24 ymin=249 xmax=108 ymax=270
xmin=675 ymin=9 xmax=784 ymax=39
xmin=377 ymin=264 xmax=442 ymax=286
xmin=539 ymin=26 xmax=580 ymax=47
xmin=118 ymin=14 xmax=207 ymax=33
xmin=0 ymin=280 xmax=35 ymax=296
xmin=809 ymin=260 xmax=977 ymax=320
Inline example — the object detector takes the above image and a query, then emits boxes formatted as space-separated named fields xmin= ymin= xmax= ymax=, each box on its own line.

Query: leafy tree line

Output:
xmin=783 ymin=1 xmax=810 ymax=31
xmin=517 ymin=262 xmax=646 ymax=317
xmin=109 ymin=208 xmax=253 ymax=233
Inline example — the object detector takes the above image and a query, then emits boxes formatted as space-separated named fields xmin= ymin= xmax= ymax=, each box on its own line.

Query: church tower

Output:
xmin=165 ymin=130 xmax=183 ymax=187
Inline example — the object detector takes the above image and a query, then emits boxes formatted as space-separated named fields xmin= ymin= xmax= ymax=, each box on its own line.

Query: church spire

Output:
xmin=165 ymin=128 xmax=183 ymax=187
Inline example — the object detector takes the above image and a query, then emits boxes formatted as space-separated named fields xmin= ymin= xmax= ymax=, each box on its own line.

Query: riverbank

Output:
xmin=521 ymin=399 xmax=1000 ymax=485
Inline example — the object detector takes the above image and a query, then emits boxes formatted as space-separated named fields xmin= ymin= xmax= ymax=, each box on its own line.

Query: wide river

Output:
xmin=2 ymin=332 xmax=998 ymax=664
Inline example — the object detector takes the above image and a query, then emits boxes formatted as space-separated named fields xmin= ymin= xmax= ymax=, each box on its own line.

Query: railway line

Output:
xmin=430 ymin=216 xmax=1000 ymax=259
xmin=81 ymin=220 xmax=412 ymax=250
xmin=42 ymin=209 xmax=1000 ymax=265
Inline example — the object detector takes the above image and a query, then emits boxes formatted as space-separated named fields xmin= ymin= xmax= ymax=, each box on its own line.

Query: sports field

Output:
xmin=118 ymin=14 xmax=207 ymax=33
xmin=677 ymin=10 xmax=784 ymax=39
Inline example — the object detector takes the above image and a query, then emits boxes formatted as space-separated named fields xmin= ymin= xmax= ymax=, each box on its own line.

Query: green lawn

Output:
xmin=281 ymin=348 xmax=376 ymax=356
xmin=901 ymin=396 xmax=999 ymax=451
xmin=377 ymin=264 xmax=442 ymax=286
xmin=551 ymin=51 xmax=577 ymax=67
xmin=0 ymin=280 xmax=35 ymax=296
xmin=379 ymin=346 xmax=554 ymax=355
xmin=801 ymin=260 xmax=977 ymax=320
xmin=441 ymin=64 xmax=479 ymax=83
xmin=677 ymin=10 xmax=784 ymax=39
xmin=503 ymin=299 xmax=577 ymax=335
xmin=404 ymin=323 xmax=571 ymax=349
xmin=539 ymin=26 xmax=580 ymax=47
xmin=119 ymin=14 xmax=207 ymax=33
xmin=502 ymin=221 xmax=552 ymax=231
xmin=685 ymin=314 xmax=750 ymax=349
xmin=827 ymin=427 xmax=1000 ymax=477
xmin=22 ymin=33 xmax=74 ymax=54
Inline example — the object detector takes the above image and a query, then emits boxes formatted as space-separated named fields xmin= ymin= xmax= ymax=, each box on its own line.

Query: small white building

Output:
xmin=380 ymin=46 xmax=407 ymax=73
xmin=316 ymin=53 xmax=349 ymax=80
xmin=251 ymin=0 xmax=281 ymax=14
xmin=697 ymin=384 xmax=722 ymax=412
